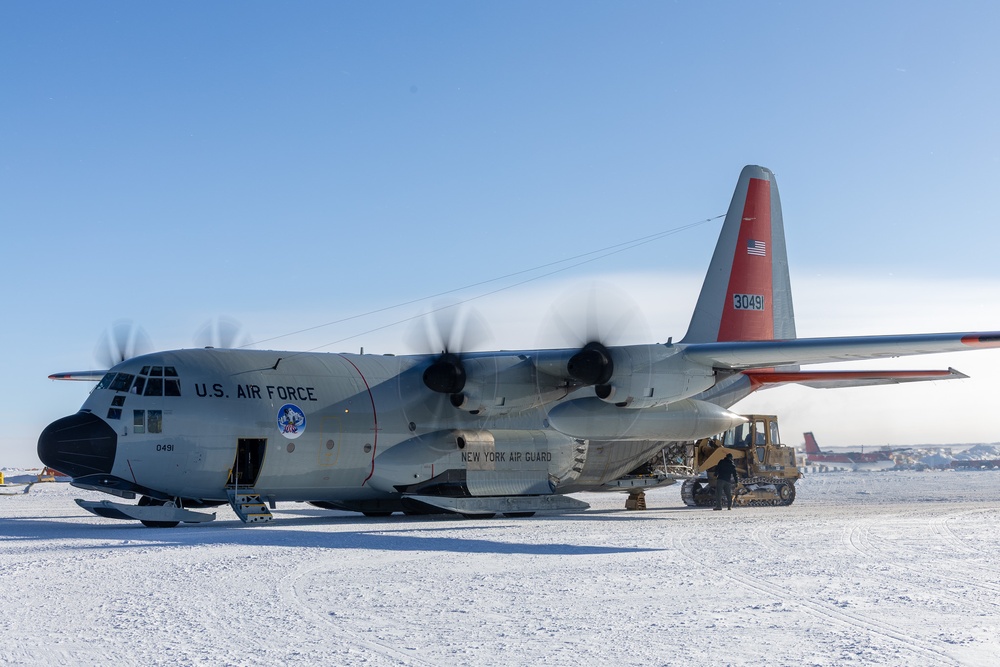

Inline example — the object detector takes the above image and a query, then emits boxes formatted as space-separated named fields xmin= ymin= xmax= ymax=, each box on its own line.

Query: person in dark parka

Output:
xmin=713 ymin=453 xmax=741 ymax=511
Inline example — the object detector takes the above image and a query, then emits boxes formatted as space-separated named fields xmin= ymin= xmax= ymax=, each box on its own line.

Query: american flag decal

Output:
xmin=747 ymin=239 xmax=766 ymax=256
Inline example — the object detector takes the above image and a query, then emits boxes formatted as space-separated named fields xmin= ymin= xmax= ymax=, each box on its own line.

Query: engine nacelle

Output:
xmin=450 ymin=356 xmax=570 ymax=416
xmin=594 ymin=344 xmax=715 ymax=408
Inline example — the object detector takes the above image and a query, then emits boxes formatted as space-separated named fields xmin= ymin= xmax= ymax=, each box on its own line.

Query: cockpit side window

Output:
xmin=147 ymin=410 xmax=162 ymax=433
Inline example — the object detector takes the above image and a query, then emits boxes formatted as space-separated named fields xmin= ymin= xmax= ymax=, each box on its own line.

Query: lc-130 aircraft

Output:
xmin=802 ymin=432 xmax=897 ymax=472
xmin=38 ymin=166 xmax=1000 ymax=527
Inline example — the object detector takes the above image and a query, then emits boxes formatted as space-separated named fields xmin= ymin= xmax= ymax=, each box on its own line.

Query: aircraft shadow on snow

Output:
xmin=0 ymin=514 xmax=664 ymax=556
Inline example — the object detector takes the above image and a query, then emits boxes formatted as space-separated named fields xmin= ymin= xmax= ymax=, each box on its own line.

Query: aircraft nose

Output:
xmin=37 ymin=412 xmax=118 ymax=478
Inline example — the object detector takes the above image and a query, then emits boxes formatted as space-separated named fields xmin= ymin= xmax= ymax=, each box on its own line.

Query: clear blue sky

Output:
xmin=3 ymin=2 xmax=1000 ymax=465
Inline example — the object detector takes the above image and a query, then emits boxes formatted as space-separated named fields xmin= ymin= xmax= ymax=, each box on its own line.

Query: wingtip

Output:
xmin=960 ymin=333 xmax=1000 ymax=347
xmin=48 ymin=370 xmax=108 ymax=382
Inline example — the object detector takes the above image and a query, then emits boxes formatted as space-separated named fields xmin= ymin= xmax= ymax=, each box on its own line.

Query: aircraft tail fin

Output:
xmin=682 ymin=165 xmax=796 ymax=344
xmin=803 ymin=432 xmax=822 ymax=455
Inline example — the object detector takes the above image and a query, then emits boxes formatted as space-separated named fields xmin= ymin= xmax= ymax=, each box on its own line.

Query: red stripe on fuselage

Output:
xmin=338 ymin=355 xmax=380 ymax=486
xmin=718 ymin=178 xmax=773 ymax=341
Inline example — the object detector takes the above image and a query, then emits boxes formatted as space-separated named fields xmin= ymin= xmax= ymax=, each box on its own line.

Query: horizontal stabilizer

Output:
xmin=744 ymin=367 xmax=968 ymax=389
xmin=684 ymin=332 xmax=1000 ymax=370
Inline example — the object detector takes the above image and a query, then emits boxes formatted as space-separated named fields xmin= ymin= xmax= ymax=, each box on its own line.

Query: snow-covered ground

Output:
xmin=2 ymin=470 xmax=998 ymax=667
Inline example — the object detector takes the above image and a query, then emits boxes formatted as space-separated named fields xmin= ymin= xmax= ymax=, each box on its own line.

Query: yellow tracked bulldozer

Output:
xmin=680 ymin=415 xmax=801 ymax=507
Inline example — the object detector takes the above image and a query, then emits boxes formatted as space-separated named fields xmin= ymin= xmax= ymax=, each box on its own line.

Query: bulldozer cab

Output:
xmin=720 ymin=415 xmax=786 ymax=473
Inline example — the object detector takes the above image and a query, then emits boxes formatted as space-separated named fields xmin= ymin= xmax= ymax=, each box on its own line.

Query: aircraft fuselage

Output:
xmin=39 ymin=346 xmax=734 ymax=510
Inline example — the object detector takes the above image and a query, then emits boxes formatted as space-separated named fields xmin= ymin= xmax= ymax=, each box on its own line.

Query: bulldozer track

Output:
xmin=681 ymin=476 xmax=796 ymax=508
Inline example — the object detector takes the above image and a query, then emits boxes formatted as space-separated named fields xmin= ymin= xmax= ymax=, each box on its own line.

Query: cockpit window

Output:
xmin=144 ymin=377 xmax=164 ymax=396
xmin=101 ymin=365 xmax=181 ymax=397
xmin=109 ymin=373 xmax=135 ymax=392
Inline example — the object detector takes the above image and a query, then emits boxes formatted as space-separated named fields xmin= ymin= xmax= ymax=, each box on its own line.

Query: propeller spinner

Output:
xmin=566 ymin=341 xmax=614 ymax=386
xmin=423 ymin=352 xmax=467 ymax=394
xmin=415 ymin=306 xmax=489 ymax=399
xmin=542 ymin=282 xmax=648 ymax=392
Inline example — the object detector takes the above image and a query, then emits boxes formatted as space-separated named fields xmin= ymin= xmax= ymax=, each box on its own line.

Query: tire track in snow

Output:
xmin=849 ymin=507 xmax=1000 ymax=601
xmin=841 ymin=516 xmax=876 ymax=558
xmin=1 ymin=646 xmax=110 ymax=666
xmin=932 ymin=507 xmax=997 ymax=557
xmin=748 ymin=521 xmax=783 ymax=552
xmin=279 ymin=555 xmax=440 ymax=667
xmin=671 ymin=524 xmax=962 ymax=666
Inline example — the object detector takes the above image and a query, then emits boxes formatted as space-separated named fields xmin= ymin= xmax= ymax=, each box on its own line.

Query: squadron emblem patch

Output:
xmin=277 ymin=404 xmax=306 ymax=439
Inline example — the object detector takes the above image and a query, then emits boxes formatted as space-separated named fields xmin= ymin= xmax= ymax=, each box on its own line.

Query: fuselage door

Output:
xmin=228 ymin=438 xmax=267 ymax=487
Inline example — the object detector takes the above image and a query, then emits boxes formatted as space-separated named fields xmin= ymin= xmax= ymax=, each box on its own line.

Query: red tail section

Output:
xmin=682 ymin=165 xmax=795 ymax=344
xmin=718 ymin=177 xmax=774 ymax=340
xmin=803 ymin=432 xmax=822 ymax=455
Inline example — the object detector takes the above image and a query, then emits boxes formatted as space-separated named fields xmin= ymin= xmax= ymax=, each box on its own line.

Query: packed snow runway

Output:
xmin=2 ymin=470 xmax=998 ymax=667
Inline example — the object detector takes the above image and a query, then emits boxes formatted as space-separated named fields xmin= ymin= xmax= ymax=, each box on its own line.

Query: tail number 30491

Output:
xmin=733 ymin=293 xmax=765 ymax=311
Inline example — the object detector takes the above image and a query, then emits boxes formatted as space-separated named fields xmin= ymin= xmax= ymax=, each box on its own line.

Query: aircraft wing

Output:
xmin=682 ymin=332 xmax=1000 ymax=370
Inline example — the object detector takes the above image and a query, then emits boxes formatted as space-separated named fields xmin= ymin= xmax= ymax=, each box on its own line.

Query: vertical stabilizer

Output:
xmin=682 ymin=165 xmax=795 ymax=343
xmin=803 ymin=432 xmax=822 ymax=455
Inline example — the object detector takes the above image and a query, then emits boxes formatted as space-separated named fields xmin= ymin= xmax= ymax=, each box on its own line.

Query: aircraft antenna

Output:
xmin=247 ymin=213 xmax=724 ymax=351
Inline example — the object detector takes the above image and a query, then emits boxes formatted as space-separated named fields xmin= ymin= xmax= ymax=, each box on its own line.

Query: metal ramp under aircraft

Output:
xmin=226 ymin=489 xmax=274 ymax=524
